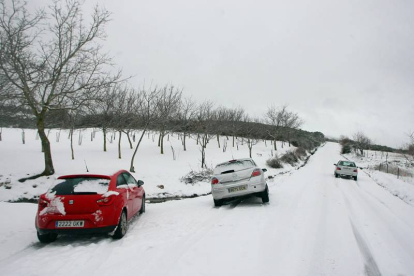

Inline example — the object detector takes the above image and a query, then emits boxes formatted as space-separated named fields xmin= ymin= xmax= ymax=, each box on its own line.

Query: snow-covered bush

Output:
xmin=281 ymin=151 xmax=299 ymax=165
xmin=180 ymin=169 xmax=213 ymax=184
xmin=266 ymin=157 xmax=283 ymax=169
xmin=295 ymin=147 xmax=307 ymax=159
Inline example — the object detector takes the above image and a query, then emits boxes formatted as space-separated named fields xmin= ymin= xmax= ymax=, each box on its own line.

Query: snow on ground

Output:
xmin=343 ymin=150 xmax=414 ymax=206
xmin=0 ymin=142 xmax=414 ymax=276
xmin=0 ymin=128 xmax=301 ymax=201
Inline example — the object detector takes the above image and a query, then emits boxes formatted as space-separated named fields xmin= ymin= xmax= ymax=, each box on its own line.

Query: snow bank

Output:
xmin=0 ymin=128 xmax=308 ymax=202
xmin=344 ymin=150 xmax=414 ymax=206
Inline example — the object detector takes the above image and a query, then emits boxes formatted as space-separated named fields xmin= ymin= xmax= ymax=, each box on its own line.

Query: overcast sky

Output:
xmin=30 ymin=0 xmax=414 ymax=148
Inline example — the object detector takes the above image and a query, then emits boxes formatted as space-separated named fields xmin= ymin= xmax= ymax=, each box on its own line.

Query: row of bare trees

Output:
xmin=339 ymin=132 xmax=372 ymax=155
xmin=0 ymin=0 xmax=311 ymax=179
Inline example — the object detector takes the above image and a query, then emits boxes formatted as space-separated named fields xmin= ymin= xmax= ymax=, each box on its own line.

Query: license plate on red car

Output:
xmin=55 ymin=220 xmax=85 ymax=228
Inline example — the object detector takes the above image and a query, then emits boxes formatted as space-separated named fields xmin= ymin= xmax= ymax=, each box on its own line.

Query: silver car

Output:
xmin=334 ymin=160 xmax=358 ymax=180
xmin=211 ymin=158 xmax=269 ymax=206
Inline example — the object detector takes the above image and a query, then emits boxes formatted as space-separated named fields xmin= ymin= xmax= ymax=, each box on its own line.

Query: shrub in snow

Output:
xmin=291 ymin=140 xmax=299 ymax=147
xmin=281 ymin=151 xmax=299 ymax=165
xmin=180 ymin=169 xmax=213 ymax=184
xmin=341 ymin=144 xmax=352 ymax=154
xmin=295 ymin=147 xmax=307 ymax=159
xmin=266 ymin=157 xmax=283 ymax=169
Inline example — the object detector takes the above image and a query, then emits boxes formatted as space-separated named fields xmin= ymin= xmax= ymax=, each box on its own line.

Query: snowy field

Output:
xmin=0 ymin=142 xmax=414 ymax=276
xmin=344 ymin=150 xmax=414 ymax=206
xmin=0 ymin=128 xmax=300 ymax=202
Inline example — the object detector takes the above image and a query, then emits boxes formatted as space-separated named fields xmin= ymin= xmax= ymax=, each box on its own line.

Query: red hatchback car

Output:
xmin=35 ymin=170 xmax=145 ymax=243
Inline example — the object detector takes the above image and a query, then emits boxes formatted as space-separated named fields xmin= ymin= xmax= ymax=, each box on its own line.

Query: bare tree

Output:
xmin=0 ymin=0 xmax=120 ymax=178
xmin=282 ymin=109 xmax=303 ymax=147
xmin=178 ymin=96 xmax=196 ymax=151
xmin=228 ymin=107 xmax=245 ymax=147
xmin=88 ymin=85 xmax=118 ymax=152
xmin=195 ymin=101 xmax=215 ymax=169
xmin=353 ymin=131 xmax=371 ymax=155
xmin=241 ymin=115 xmax=260 ymax=158
xmin=130 ymin=88 xmax=159 ymax=173
xmin=111 ymin=86 xmax=136 ymax=159
xmin=155 ymin=85 xmax=182 ymax=154
xmin=265 ymin=105 xmax=288 ymax=151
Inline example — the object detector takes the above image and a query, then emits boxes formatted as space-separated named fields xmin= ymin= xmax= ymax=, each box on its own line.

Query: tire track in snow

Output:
xmin=340 ymin=187 xmax=382 ymax=276
xmin=349 ymin=220 xmax=382 ymax=276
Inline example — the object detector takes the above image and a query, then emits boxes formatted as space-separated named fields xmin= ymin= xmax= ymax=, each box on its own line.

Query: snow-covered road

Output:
xmin=1 ymin=142 xmax=414 ymax=276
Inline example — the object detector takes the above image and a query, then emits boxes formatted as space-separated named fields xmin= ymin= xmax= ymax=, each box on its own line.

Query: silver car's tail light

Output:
xmin=251 ymin=169 xmax=261 ymax=177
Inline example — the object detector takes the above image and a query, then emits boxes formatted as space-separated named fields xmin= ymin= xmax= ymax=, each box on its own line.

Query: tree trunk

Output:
xmin=118 ymin=131 xmax=122 ymax=159
xmin=201 ymin=138 xmax=206 ymax=169
xmin=130 ymin=128 xmax=148 ymax=173
xmin=160 ymin=133 xmax=165 ymax=154
xmin=70 ymin=127 xmax=75 ymax=160
xmin=103 ymin=128 xmax=107 ymax=152
xmin=274 ymin=140 xmax=277 ymax=150
xmin=126 ymin=132 xmax=133 ymax=149
xmin=217 ymin=134 xmax=220 ymax=148
xmin=158 ymin=132 xmax=162 ymax=147
xmin=232 ymin=135 xmax=235 ymax=147
xmin=288 ymin=131 xmax=291 ymax=147
xmin=37 ymin=118 xmax=55 ymax=175
xmin=183 ymin=133 xmax=187 ymax=151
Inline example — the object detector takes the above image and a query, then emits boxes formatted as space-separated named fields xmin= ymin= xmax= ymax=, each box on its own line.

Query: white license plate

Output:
xmin=55 ymin=220 xmax=85 ymax=228
xmin=228 ymin=185 xmax=247 ymax=193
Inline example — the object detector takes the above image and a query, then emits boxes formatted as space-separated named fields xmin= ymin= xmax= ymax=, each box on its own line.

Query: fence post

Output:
xmin=397 ymin=168 xmax=399 ymax=179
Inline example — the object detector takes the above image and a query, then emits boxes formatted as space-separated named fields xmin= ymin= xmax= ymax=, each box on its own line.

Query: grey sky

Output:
xmin=30 ymin=0 xmax=414 ymax=148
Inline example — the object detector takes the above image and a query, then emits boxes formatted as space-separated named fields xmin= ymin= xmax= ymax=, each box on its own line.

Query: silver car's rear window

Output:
xmin=338 ymin=161 xmax=356 ymax=167
xmin=214 ymin=160 xmax=255 ymax=174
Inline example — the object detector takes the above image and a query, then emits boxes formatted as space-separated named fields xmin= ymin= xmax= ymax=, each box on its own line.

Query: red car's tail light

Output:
xmin=38 ymin=198 xmax=49 ymax=208
xmin=251 ymin=169 xmax=262 ymax=177
xmin=97 ymin=195 xmax=115 ymax=206
xmin=211 ymin=177 xmax=219 ymax=185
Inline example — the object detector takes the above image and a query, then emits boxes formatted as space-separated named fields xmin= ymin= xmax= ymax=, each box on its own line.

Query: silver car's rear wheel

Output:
xmin=261 ymin=185 xmax=269 ymax=203
xmin=214 ymin=199 xmax=223 ymax=207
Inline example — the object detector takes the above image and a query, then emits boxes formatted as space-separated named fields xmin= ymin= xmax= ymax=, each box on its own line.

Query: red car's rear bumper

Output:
xmin=36 ymin=211 xmax=119 ymax=235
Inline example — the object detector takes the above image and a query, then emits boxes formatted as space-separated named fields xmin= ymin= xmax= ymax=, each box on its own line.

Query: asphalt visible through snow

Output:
xmin=1 ymin=143 xmax=414 ymax=276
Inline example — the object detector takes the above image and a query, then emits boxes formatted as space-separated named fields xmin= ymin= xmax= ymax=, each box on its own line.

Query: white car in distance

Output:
xmin=211 ymin=158 xmax=269 ymax=207
xmin=334 ymin=160 xmax=358 ymax=180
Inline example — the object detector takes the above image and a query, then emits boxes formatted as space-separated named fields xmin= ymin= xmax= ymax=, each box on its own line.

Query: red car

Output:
xmin=35 ymin=170 xmax=145 ymax=243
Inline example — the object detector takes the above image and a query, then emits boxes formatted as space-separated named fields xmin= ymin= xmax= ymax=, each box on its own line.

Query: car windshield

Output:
xmin=49 ymin=177 xmax=110 ymax=195
xmin=338 ymin=161 xmax=356 ymax=167
xmin=214 ymin=160 xmax=255 ymax=174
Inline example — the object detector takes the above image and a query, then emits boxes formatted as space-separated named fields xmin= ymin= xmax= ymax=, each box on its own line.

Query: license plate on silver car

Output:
xmin=55 ymin=220 xmax=84 ymax=228
xmin=228 ymin=185 xmax=247 ymax=193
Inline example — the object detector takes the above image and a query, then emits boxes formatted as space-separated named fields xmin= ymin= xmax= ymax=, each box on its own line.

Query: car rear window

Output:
xmin=49 ymin=177 xmax=110 ymax=195
xmin=338 ymin=161 xmax=356 ymax=167
xmin=214 ymin=160 xmax=255 ymax=174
